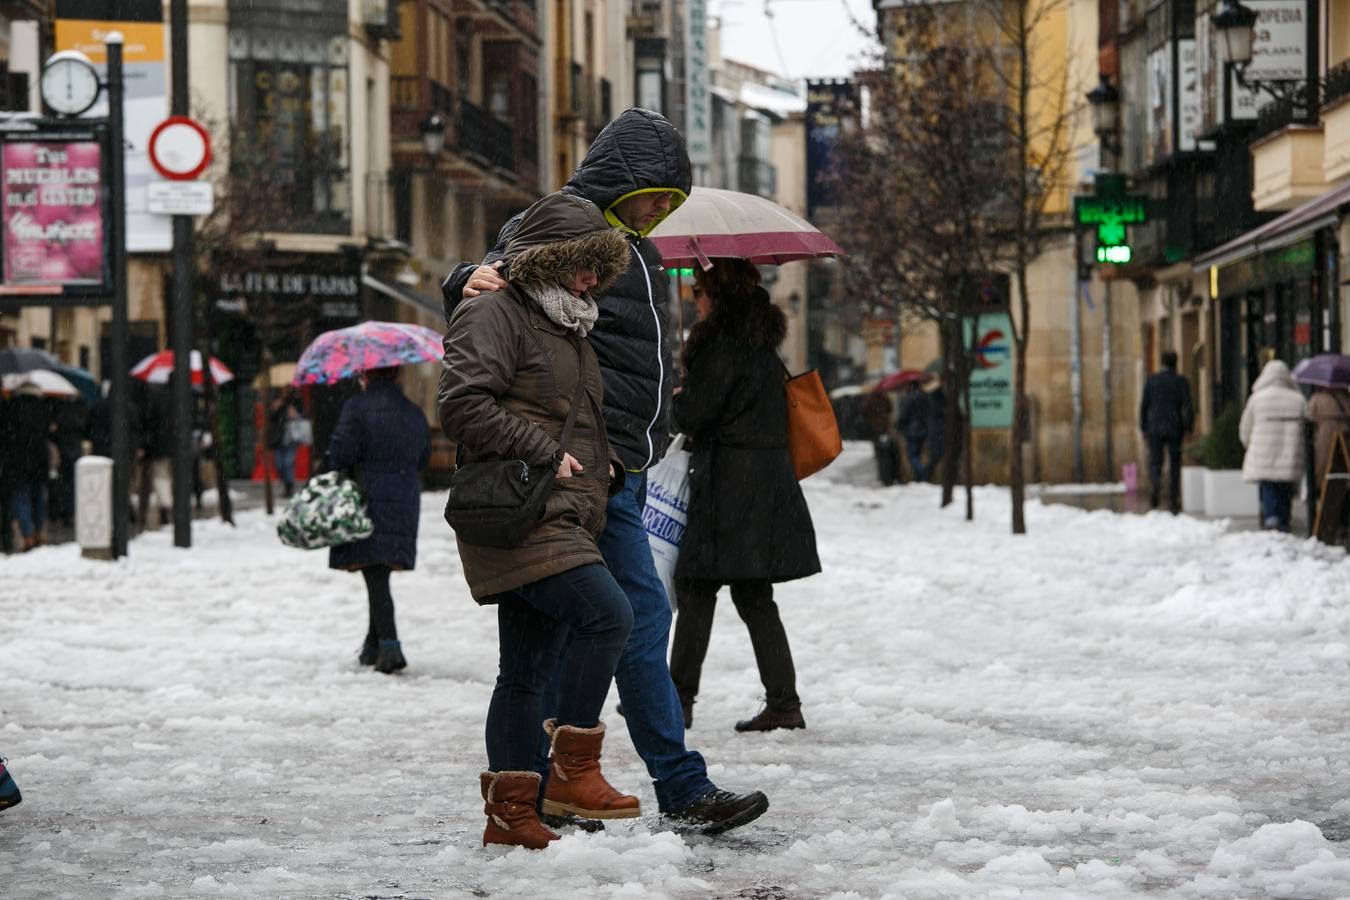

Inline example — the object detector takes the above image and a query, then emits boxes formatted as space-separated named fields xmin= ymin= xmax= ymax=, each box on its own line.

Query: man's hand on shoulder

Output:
xmin=463 ymin=262 xmax=508 ymax=299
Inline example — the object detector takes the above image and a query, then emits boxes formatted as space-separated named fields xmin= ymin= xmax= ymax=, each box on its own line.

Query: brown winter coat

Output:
xmin=438 ymin=192 xmax=630 ymax=601
xmin=1308 ymin=389 xmax=1350 ymax=483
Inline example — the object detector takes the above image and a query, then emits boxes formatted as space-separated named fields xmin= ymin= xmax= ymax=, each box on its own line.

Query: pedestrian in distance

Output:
xmin=269 ymin=387 xmax=307 ymax=498
xmin=1306 ymin=386 xmax=1350 ymax=495
xmin=1239 ymin=358 xmax=1307 ymax=532
xmin=139 ymin=380 xmax=178 ymax=528
xmin=2 ymin=381 xmax=53 ymax=551
xmin=326 ymin=366 xmax=430 ymax=674
xmin=669 ymin=259 xmax=821 ymax=733
xmin=1138 ymin=350 xmax=1195 ymax=513
xmin=439 ymin=191 xmax=638 ymax=850
xmin=443 ymin=107 xmax=769 ymax=836
xmin=896 ymin=381 xmax=931 ymax=482
xmin=862 ymin=391 xmax=900 ymax=486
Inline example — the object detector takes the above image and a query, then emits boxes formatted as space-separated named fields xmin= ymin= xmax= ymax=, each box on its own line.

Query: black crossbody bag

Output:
xmin=443 ymin=340 xmax=584 ymax=549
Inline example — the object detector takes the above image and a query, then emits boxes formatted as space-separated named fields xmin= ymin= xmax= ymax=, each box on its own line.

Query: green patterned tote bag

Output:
xmin=277 ymin=471 xmax=374 ymax=549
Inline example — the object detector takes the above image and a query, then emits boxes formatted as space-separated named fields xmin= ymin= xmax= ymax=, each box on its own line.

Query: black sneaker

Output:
xmin=540 ymin=812 xmax=605 ymax=833
xmin=666 ymin=789 xmax=768 ymax=835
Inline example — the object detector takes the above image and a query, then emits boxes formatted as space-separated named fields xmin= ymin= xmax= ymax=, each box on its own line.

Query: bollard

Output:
xmin=76 ymin=456 xmax=115 ymax=560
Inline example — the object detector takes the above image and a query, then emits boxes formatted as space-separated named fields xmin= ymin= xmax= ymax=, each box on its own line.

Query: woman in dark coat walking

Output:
xmin=670 ymin=259 xmax=821 ymax=733
xmin=327 ymin=366 xmax=430 ymax=674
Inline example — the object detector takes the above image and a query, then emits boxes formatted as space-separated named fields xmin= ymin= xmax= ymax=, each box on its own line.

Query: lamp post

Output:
xmin=419 ymin=112 xmax=446 ymax=160
xmin=1212 ymin=0 xmax=1320 ymax=114
xmin=1085 ymin=74 xmax=1121 ymax=159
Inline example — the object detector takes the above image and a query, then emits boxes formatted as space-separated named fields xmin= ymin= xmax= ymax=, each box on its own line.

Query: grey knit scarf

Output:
xmin=531 ymin=284 xmax=599 ymax=337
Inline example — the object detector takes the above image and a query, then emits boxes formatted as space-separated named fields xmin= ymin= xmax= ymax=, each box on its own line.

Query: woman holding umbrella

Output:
xmin=294 ymin=324 xmax=437 ymax=675
xmin=669 ymin=259 xmax=821 ymax=732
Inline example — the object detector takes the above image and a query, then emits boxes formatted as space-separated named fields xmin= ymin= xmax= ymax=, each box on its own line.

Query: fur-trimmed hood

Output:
xmin=501 ymin=192 xmax=630 ymax=296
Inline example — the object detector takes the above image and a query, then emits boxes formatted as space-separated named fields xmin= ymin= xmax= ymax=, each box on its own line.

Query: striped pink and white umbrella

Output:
xmin=131 ymin=350 xmax=235 ymax=386
xmin=648 ymin=187 xmax=843 ymax=268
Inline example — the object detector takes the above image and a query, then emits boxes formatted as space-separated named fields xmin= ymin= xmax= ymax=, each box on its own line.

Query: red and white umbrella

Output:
xmin=131 ymin=350 xmax=235 ymax=386
xmin=649 ymin=187 xmax=843 ymax=268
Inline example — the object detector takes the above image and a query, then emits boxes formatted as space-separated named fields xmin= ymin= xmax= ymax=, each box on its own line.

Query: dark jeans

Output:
xmin=670 ymin=579 xmax=800 ymax=709
xmin=905 ymin=437 xmax=929 ymax=482
xmin=537 ymin=472 xmax=714 ymax=812
xmin=1147 ymin=434 xmax=1183 ymax=507
xmin=274 ymin=445 xmax=297 ymax=492
xmin=11 ymin=481 xmax=46 ymax=538
xmin=873 ymin=435 xmax=901 ymax=486
xmin=361 ymin=565 xmax=398 ymax=641
xmin=1260 ymin=481 xmax=1295 ymax=531
xmin=488 ymin=563 xmax=633 ymax=774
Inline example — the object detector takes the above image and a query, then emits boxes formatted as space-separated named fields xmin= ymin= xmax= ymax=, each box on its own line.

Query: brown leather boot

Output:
xmin=480 ymin=771 xmax=559 ymax=850
xmin=539 ymin=720 xmax=641 ymax=820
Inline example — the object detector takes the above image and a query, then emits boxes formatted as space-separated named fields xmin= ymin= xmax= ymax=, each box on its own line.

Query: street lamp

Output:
xmin=1212 ymin=0 xmax=1258 ymax=69
xmin=1085 ymin=75 xmax=1120 ymax=156
xmin=419 ymin=112 xmax=446 ymax=159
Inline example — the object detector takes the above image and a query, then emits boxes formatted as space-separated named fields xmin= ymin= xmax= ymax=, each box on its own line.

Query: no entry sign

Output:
xmin=148 ymin=116 xmax=211 ymax=181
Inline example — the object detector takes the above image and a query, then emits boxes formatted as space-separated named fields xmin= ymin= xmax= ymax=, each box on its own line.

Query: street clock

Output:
xmin=40 ymin=51 xmax=101 ymax=117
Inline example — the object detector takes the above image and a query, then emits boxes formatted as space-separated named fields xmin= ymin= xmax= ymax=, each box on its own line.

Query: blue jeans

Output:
xmin=274 ymin=445 xmax=297 ymax=491
xmin=487 ymin=563 xmax=633 ymax=773
xmin=905 ymin=438 xmax=928 ymax=482
xmin=1259 ymin=481 xmax=1294 ymax=531
xmin=538 ymin=472 xmax=715 ymax=812
xmin=11 ymin=481 xmax=46 ymax=538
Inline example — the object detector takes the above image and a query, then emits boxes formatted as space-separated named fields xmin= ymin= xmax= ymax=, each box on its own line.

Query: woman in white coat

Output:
xmin=1239 ymin=359 xmax=1308 ymax=531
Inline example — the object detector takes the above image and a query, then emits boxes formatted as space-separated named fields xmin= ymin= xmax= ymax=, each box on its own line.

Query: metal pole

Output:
xmin=1070 ymin=228 xmax=1084 ymax=483
xmin=107 ymin=33 xmax=130 ymax=558
xmin=1103 ymin=277 xmax=1115 ymax=480
xmin=170 ymin=0 xmax=193 ymax=547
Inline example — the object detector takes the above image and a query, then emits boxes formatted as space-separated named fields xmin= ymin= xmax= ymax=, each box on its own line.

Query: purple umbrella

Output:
xmin=293 ymin=321 xmax=444 ymax=385
xmin=1292 ymin=354 xmax=1350 ymax=389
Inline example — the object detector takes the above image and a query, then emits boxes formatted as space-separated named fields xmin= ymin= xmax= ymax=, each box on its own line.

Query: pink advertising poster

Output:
xmin=2 ymin=141 xmax=105 ymax=287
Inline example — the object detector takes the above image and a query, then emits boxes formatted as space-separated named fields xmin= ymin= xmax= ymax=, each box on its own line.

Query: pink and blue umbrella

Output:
xmin=293 ymin=321 xmax=444 ymax=385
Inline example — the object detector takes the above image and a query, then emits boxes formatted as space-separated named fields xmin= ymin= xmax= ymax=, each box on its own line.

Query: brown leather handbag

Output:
xmin=783 ymin=364 xmax=842 ymax=480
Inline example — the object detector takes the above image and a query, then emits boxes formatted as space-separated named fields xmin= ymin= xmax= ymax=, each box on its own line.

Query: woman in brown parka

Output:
xmin=439 ymin=192 xmax=637 ymax=850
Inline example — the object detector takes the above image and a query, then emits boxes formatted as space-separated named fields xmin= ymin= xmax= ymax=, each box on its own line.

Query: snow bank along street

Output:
xmin=4 ymin=445 xmax=1350 ymax=898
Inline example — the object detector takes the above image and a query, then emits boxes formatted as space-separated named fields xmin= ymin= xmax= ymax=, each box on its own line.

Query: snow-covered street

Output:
xmin=4 ymin=444 xmax=1350 ymax=898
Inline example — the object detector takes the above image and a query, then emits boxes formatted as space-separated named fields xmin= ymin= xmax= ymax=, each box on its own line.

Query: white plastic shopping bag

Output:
xmin=642 ymin=434 xmax=691 ymax=611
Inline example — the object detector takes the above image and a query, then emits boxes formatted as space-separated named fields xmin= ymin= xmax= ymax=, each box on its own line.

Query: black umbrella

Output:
xmin=0 ymin=346 xmax=61 ymax=375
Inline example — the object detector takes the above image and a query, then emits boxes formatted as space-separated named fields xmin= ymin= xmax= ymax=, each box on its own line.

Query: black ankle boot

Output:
xmin=374 ymin=639 xmax=406 ymax=674
xmin=358 ymin=632 xmax=379 ymax=666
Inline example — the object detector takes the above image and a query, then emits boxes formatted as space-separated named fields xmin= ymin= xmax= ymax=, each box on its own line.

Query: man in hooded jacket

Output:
xmin=444 ymin=108 xmax=768 ymax=835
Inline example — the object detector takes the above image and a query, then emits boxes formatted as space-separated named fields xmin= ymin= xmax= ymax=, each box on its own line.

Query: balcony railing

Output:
xmin=1326 ymin=60 xmax=1350 ymax=108
xmin=459 ymin=99 xmax=515 ymax=172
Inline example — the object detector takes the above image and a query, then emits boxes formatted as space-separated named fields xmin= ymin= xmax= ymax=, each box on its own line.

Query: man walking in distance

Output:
xmin=1139 ymin=350 xmax=1194 ymax=513
xmin=444 ymin=108 xmax=769 ymax=835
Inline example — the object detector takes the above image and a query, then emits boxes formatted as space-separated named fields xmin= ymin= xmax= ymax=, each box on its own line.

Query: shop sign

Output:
xmin=213 ymin=256 xmax=361 ymax=319
xmin=963 ymin=312 xmax=1014 ymax=429
xmin=1230 ymin=0 xmax=1309 ymax=119
xmin=1 ymin=139 xmax=106 ymax=288
xmin=55 ymin=4 xmax=170 ymax=252
xmin=684 ymin=0 xmax=711 ymax=167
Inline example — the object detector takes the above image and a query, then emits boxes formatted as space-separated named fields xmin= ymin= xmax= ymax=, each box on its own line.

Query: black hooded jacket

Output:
xmin=442 ymin=108 xmax=693 ymax=472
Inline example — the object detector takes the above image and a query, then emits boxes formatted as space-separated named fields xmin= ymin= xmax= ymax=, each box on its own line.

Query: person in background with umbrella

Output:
xmin=1 ymin=382 xmax=53 ymax=551
xmin=324 ymin=366 xmax=429 ymax=675
xmin=896 ymin=381 xmax=931 ymax=482
xmin=1239 ymin=359 xmax=1307 ymax=532
xmin=443 ymin=109 xmax=768 ymax=834
xmin=669 ymin=259 xmax=820 ymax=733
xmin=1139 ymin=350 xmax=1194 ymax=513
xmin=1308 ymin=386 xmax=1350 ymax=496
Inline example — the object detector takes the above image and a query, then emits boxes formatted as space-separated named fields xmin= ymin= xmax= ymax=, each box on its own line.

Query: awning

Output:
xmin=362 ymin=272 xmax=444 ymax=318
xmin=1194 ymin=180 xmax=1350 ymax=271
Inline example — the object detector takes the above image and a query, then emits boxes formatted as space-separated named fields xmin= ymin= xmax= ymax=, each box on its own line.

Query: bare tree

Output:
xmin=830 ymin=14 xmax=1020 ymax=519
xmin=835 ymin=0 xmax=1080 ymax=533
xmin=975 ymin=0 xmax=1079 ymax=535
